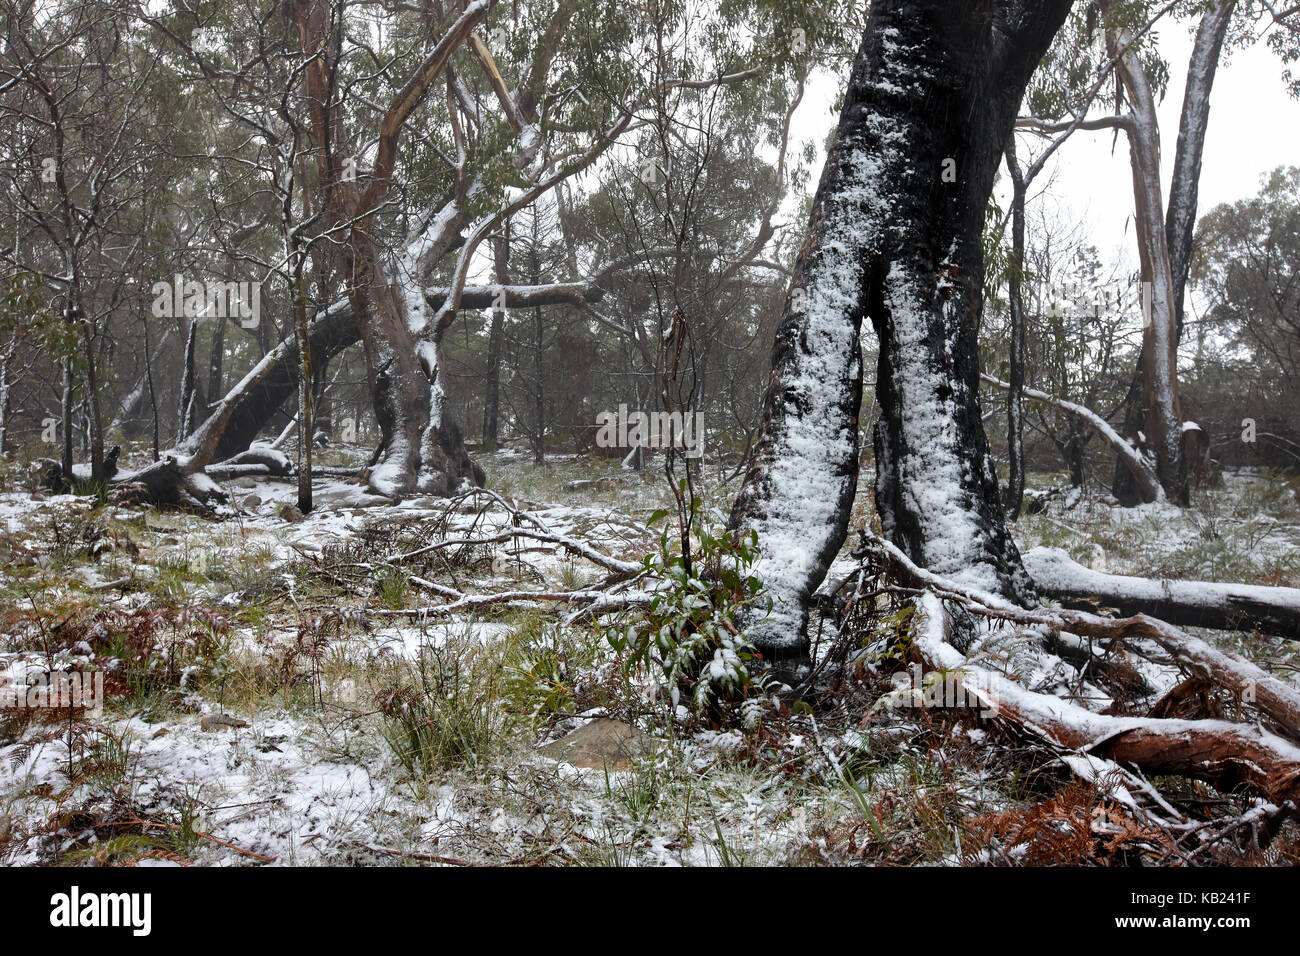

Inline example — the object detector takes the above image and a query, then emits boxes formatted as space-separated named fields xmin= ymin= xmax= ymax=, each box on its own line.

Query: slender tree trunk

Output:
xmin=178 ymin=318 xmax=199 ymax=443
xmin=731 ymin=0 xmax=1070 ymax=681
xmin=0 ymin=336 xmax=11 ymax=456
xmin=532 ymin=258 xmax=544 ymax=465
xmin=79 ymin=314 xmax=105 ymax=482
xmin=483 ymin=228 xmax=509 ymax=451
xmin=208 ymin=315 xmax=226 ymax=403
xmin=292 ymin=260 xmax=313 ymax=513
xmin=60 ymin=356 xmax=73 ymax=481
xmin=1004 ymin=138 xmax=1029 ymax=519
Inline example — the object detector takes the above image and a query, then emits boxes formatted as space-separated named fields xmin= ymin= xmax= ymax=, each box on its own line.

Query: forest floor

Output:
xmin=1 ymin=445 xmax=1297 ymax=867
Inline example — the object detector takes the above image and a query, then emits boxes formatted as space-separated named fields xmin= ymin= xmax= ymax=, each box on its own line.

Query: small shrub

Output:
xmin=608 ymin=504 xmax=772 ymax=726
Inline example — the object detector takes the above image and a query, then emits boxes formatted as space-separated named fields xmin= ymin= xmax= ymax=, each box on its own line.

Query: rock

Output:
xmin=235 ymin=477 xmax=259 ymax=489
xmin=200 ymin=714 xmax=249 ymax=732
xmin=241 ymin=494 xmax=262 ymax=509
xmin=110 ymin=482 xmax=151 ymax=507
xmin=278 ymin=504 xmax=304 ymax=522
xmin=537 ymin=718 xmax=650 ymax=770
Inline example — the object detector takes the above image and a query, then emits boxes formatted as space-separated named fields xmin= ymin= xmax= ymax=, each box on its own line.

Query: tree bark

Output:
xmin=1112 ymin=2 xmax=1235 ymax=506
xmin=179 ymin=300 xmax=359 ymax=466
xmin=730 ymin=0 xmax=1071 ymax=681
xmin=1112 ymin=26 xmax=1189 ymax=506
xmin=482 ymin=228 xmax=510 ymax=451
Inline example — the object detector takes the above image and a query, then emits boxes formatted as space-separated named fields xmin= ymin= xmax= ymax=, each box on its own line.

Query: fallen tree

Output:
xmin=1024 ymin=546 xmax=1300 ymax=639
xmin=848 ymin=533 xmax=1300 ymax=806
xmin=981 ymin=372 xmax=1163 ymax=503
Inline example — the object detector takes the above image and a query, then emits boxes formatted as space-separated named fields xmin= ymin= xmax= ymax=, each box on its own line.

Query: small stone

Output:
xmin=537 ymin=718 xmax=650 ymax=770
xmin=241 ymin=494 xmax=262 ymax=509
xmin=201 ymin=714 xmax=249 ymax=732
xmin=279 ymin=504 xmax=304 ymax=522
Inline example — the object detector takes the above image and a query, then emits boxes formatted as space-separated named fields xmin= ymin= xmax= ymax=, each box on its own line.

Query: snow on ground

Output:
xmin=0 ymin=456 xmax=1296 ymax=865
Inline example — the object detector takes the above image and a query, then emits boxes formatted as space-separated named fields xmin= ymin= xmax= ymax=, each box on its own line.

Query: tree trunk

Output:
xmin=1004 ymin=140 xmax=1029 ymax=519
xmin=730 ymin=0 xmax=1070 ymax=681
xmin=1111 ymin=2 xmax=1235 ymax=506
xmin=483 ymin=228 xmax=509 ymax=452
xmin=60 ymin=356 xmax=73 ymax=481
xmin=178 ymin=318 xmax=199 ymax=442
xmin=292 ymin=261 xmax=313 ymax=514
xmin=208 ymin=315 xmax=226 ymax=403
xmin=180 ymin=300 xmax=359 ymax=466
xmin=1113 ymin=26 xmax=1189 ymax=506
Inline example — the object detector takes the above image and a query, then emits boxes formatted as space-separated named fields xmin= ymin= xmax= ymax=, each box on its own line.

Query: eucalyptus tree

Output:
xmin=730 ymin=0 xmax=1076 ymax=680
xmin=0 ymin=0 xmax=165 ymax=482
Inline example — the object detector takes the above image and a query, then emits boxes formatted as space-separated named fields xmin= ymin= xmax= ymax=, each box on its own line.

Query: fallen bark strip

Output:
xmin=858 ymin=534 xmax=1300 ymax=742
xmin=391 ymin=528 xmax=641 ymax=577
xmin=909 ymin=592 xmax=1300 ymax=804
xmin=1024 ymin=546 xmax=1300 ymax=639
xmin=392 ymin=487 xmax=643 ymax=577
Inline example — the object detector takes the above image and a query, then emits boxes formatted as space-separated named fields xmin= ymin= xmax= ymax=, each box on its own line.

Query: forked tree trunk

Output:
xmin=731 ymin=0 xmax=1071 ymax=681
xmin=1112 ymin=1 xmax=1235 ymax=506
xmin=1112 ymin=26 xmax=1189 ymax=506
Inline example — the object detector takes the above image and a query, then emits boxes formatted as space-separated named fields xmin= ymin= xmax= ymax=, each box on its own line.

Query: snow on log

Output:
xmin=1024 ymin=546 xmax=1300 ymax=639
xmin=910 ymin=592 xmax=1300 ymax=804
xmin=861 ymin=533 xmax=1300 ymax=742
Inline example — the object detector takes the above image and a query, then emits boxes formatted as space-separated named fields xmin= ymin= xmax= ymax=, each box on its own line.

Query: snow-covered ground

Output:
xmin=1 ymin=455 xmax=1296 ymax=866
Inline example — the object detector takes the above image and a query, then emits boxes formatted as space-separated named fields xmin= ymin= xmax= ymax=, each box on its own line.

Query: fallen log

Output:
xmin=909 ymin=591 xmax=1300 ymax=804
xmin=858 ymin=533 xmax=1300 ymax=741
xmin=1024 ymin=546 xmax=1300 ymax=639
xmin=114 ymin=455 xmax=229 ymax=510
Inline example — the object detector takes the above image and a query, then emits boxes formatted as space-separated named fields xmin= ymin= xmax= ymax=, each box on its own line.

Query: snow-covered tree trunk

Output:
xmin=178 ymin=301 xmax=358 ymax=466
xmin=348 ymin=233 xmax=432 ymax=499
xmin=731 ymin=0 xmax=1071 ymax=681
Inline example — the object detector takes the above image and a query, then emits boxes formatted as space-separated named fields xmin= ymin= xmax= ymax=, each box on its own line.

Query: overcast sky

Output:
xmin=787 ymin=20 xmax=1300 ymax=280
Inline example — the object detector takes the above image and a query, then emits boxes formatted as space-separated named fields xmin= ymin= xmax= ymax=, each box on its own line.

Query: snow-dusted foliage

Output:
xmin=612 ymin=508 xmax=772 ymax=723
